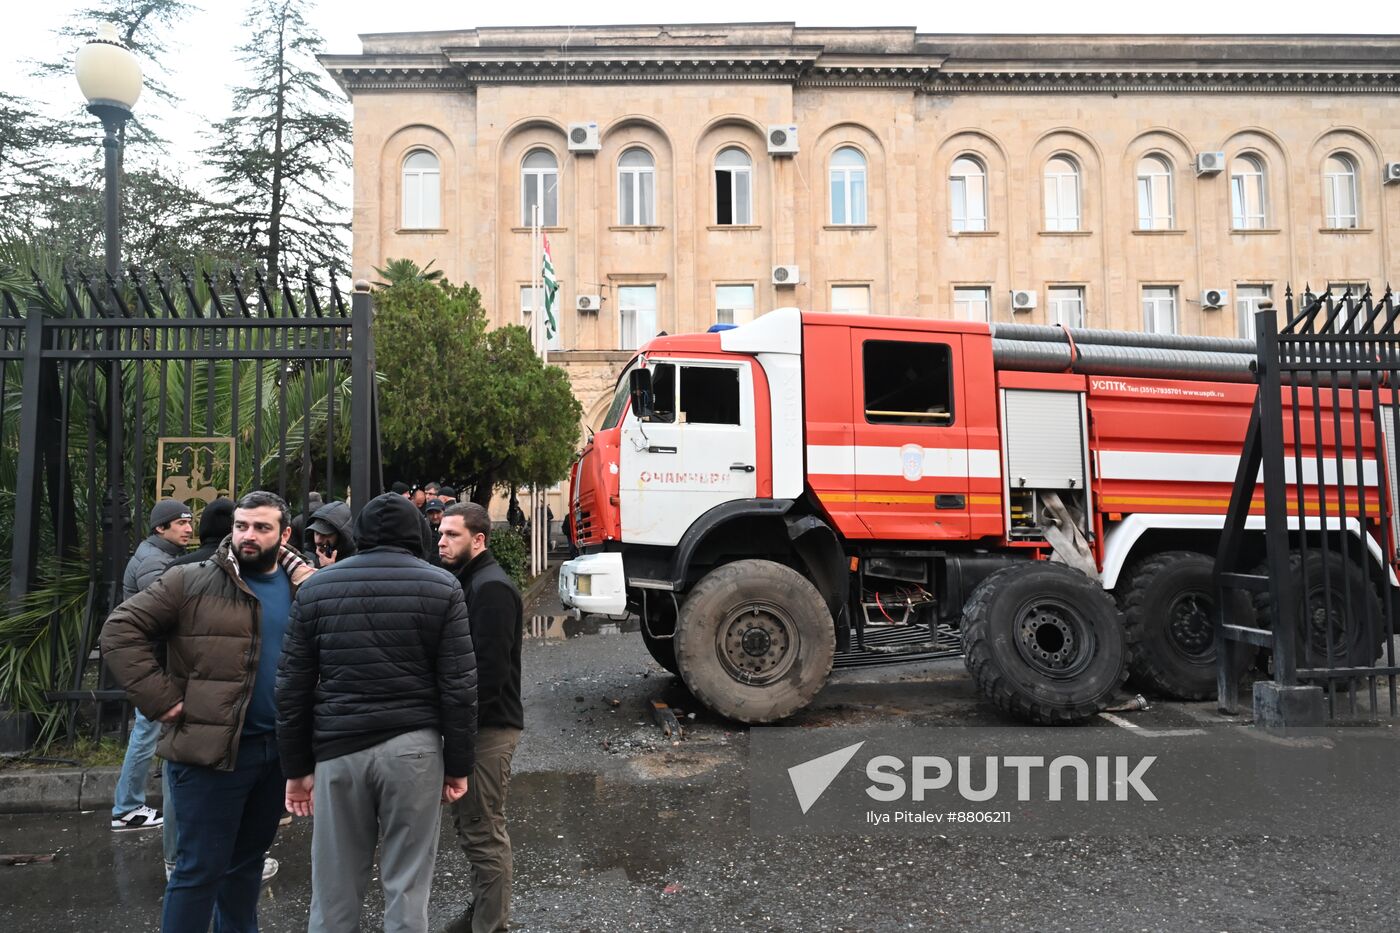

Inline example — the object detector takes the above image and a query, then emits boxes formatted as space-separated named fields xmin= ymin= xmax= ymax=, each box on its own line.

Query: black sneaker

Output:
xmin=111 ymin=805 xmax=163 ymax=831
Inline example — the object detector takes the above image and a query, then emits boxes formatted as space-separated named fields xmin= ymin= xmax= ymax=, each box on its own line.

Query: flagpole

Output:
xmin=529 ymin=205 xmax=542 ymax=577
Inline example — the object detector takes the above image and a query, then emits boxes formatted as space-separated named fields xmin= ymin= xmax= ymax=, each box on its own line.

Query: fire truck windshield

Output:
xmin=602 ymin=360 xmax=641 ymax=429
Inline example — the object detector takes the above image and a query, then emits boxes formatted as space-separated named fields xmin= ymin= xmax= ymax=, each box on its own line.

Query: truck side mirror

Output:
xmin=629 ymin=369 xmax=655 ymax=421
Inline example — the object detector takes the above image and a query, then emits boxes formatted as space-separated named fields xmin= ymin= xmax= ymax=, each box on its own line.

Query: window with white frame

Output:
xmin=401 ymin=150 xmax=441 ymax=229
xmin=831 ymin=285 xmax=871 ymax=315
xmin=714 ymin=147 xmax=752 ymax=225
xmin=617 ymin=148 xmax=655 ymax=226
xmin=1135 ymin=154 xmax=1173 ymax=230
xmin=715 ymin=284 xmax=755 ymax=326
xmin=953 ymin=286 xmax=990 ymax=322
xmin=1142 ymin=286 xmax=1178 ymax=335
xmin=1328 ymin=281 xmax=1368 ymax=300
xmin=1049 ymin=287 xmax=1085 ymax=329
xmin=1043 ymin=155 xmax=1081 ymax=231
xmin=618 ymin=284 xmax=658 ymax=350
xmin=1235 ymin=284 xmax=1271 ymax=342
xmin=521 ymin=149 xmax=558 ymax=226
xmin=949 ymin=155 xmax=987 ymax=232
xmin=829 ymin=146 xmax=867 ymax=225
xmin=1323 ymin=153 xmax=1359 ymax=229
xmin=1230 ymin=154 xmax=1267 ymax=229
xmin=521 ymin=285 xmax=563 ymax=351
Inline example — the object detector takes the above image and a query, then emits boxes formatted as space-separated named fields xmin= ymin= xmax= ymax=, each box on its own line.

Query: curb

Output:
xmin=523 ymin=562 xmax=562 ymax=607
xmin=0 ymin=767 xmax=162 ymax=815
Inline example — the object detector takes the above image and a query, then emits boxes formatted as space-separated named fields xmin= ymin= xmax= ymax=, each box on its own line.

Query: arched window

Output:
xmin=714 ymin=147 xmax=752 ymax=225
xmin=829 ymin=146 xmax=867 ymax=225
xmin=401 ymin=150 xmax=440 ymax=229
xmin=949 ymin=155 xmax=987 ymax=232
xmin=1135 ymin=154 xmax=1173 ymax=230
xmin=1230 ymin=154 xmax=1267 ymax=229
xmin=617 ymin=148 xmax=655 ymax=226
xmin=1043 ymin=155 xmax=1081 ymax=231
xmin=1323 ymin=152 xmax=1359 ymax=229
xmin=521 ymin=148 xmax=558 ymax=226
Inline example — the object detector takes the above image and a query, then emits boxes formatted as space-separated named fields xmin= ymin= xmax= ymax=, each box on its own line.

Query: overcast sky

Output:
xmin=5 ymin=1 xmax=1395 ymax=184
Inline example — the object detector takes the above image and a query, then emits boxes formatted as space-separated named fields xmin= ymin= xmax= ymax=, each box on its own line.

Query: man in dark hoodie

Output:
xmin=305 ymin=500 xmax=357 ymax=568
xmin=437 ymin=502 xmax=523 ymax=933
xmin=276 ymin=493 xmax=478 ymax=933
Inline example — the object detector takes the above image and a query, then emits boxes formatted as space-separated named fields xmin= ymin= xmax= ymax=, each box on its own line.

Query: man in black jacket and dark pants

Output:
xmin=437 ymin=502 xmax=523 ymax=933
xmin=276 ymin=493 xmax=478 ymax=933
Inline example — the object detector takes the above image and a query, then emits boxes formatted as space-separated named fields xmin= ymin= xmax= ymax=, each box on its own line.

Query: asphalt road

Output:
xmin=1 ymin=610 xmax=1394 ymax=932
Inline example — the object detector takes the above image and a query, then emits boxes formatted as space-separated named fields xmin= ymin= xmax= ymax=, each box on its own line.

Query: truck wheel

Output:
xmin=962 ymin=563 xmax=1126 ymax=724
xmin=673 ymin=559 xmax=835 ymax=724
xmin=641 ymin=595 xmax=679 ymax=675
xmin=1255 ymin=551 xmax=1384 ymax=668
xmin=1120 ymin=551 xmax=1255 ymax=700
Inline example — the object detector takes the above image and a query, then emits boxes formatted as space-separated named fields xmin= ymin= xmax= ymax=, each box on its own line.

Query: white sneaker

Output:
xmin=111 ymin=805 xmax=163 ymax=831
xmin=261 ymin=858 xmax=279 ymax=884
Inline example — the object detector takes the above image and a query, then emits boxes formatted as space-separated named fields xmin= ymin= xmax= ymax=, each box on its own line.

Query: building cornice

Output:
xmin=320 ymin=30 xmax=1400 ymax=97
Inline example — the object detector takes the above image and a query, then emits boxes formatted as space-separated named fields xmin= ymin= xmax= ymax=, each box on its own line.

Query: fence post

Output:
xmin=350 ymin=281 xmax=375 ymax=518
xmin=9 ymin=302 xmax=46 ymax=604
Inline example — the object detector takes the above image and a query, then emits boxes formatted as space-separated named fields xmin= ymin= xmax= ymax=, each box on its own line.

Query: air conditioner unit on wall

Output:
xmin=1195 ymin=151 xmax=1226 ymax=175
xmin=576 ymin=294 xmax=601 ymax=312
xmin=567 ymin=122 xmax=600 ymax=152
xmin=1202 ymin=288 xmax=1228 ymax=310
xmin=1011 ymin=289 xmax=1037 ymax=312
xmin=1384 ymin=162 xmax=1400 ymax=185
xmin=767 ymin=125 xmax=799 ymax=155
xmin=772 ymin=265 xmax=799 ymax=286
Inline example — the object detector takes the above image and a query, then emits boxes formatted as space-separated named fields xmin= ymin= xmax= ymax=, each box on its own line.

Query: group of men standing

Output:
xmin=101 ymin=488 xmax=524 ymax=933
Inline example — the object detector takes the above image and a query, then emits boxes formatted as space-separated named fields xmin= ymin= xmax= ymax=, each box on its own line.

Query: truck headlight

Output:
xmin=576 ymin=574 xmax=592 ymax=596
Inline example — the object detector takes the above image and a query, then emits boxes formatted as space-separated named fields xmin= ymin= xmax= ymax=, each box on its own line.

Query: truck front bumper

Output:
xmin=558 ymin=552 xmax=629 ymax=618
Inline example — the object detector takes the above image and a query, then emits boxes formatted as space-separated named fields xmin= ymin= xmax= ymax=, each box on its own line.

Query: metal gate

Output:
xmin=1 ymin=267 xmax=381 ymax=743
xmin=1215 ymin=286 xmax=1399 ymax=722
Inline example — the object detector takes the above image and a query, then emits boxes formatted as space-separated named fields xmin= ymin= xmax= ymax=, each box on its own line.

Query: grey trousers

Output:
xmin=450 ymin=727 xmax=522 ymax=933
xmin=309 ymin=728 xmax=445 ymax=933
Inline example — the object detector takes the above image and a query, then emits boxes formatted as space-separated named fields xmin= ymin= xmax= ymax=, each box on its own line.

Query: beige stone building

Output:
xmin=323 ymin=24 xmax=1400 ymax=444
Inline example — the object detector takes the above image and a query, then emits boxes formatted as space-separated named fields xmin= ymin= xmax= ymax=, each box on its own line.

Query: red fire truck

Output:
xmin=558 ymin=308 xmax=1391 ymax=724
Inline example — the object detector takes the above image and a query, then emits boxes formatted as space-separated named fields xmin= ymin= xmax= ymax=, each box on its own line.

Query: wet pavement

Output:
xmin=1 ymin=601 xmax=1395 ymax=931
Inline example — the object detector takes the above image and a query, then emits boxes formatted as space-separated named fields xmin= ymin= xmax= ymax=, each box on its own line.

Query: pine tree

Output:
xmin=205 ymin=0 xmax=350 ymax=276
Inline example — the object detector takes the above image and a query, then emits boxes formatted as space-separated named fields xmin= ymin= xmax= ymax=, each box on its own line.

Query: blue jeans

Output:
xmin=162 ymin=732 xmax=284 ymax=933
xmin=112 ymin=709 xmax=161 ymax=817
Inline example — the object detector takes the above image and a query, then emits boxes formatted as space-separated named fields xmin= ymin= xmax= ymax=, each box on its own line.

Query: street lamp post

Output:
xmin=75 ymin=23 xmax=143 ymax=610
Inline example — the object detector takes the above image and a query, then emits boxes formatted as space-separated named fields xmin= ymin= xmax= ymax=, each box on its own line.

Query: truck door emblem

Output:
xmin=901 ymin=444 xmax=925 ymax=482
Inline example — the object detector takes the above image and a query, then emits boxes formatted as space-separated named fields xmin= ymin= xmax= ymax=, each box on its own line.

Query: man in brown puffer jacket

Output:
xmin=102 ymin=491 xmax=314 ymax=933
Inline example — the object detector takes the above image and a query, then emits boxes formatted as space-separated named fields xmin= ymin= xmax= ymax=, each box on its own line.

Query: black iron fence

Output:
xmin=1 ymin=267 xmax=381 ymax=743
xmin=1215 ymin=286 xmax=1400 ymax=723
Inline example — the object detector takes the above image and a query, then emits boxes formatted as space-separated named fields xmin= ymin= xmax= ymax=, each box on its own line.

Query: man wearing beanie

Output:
xmin=109 ymin=498 xmax=193 ymax=833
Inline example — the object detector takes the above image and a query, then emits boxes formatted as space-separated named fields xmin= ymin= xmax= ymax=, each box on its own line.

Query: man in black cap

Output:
xmin=391 ymin=481 xmax=411 ymax=497
xmin=438 ymin=486 xmax=459 ymax=505
xmin=424 ymin=499 xmax=445 ymax=565
xmin=109 ymin=498 xmax=193 ymax=832
xmin=307 ymin=500 xmax=357 ymax=569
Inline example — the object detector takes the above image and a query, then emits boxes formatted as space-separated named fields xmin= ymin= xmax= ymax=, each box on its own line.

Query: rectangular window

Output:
xmin=715 ymin=169 xmax=751 ymax=225
xmin=1231 ymin=174 xmax=1265 ymax=229
xmin=953 ymin=287 xmax=991 ymax=323
xmin=1235 ymin=284 xmax=1271 ymax=342
xmin=680 ymin=366 xmax=741 ymax=425
xmin=1044 ymin=175 xmax=1081 ymax=231
xmin=521 ymin=286 xmax=563 ymax=351
xmin=1049 ymin=287 xmax=1085 ymax=329
xmin=522 ymin=171 xmax=558 ymax=226
xmin=950 ymin=177 xmax=988 ymax=232
xmin=715 ymin=284 xmax=755 ymax=326
xmin=1136 ymin=176 xmax=1172 ymax=230
xmin=863 ymin=340 xmax=954 ymax=426
xmin=1328 ymin=281 xmax=1367 ymax=298
xmin=618 ymin=284 xmax=658 ymax=350
xmin=619 ymin=168 xmax=655 ymax=225
xmin=831 ymin=285 xmax=871 ymax=315
xmin=1142 ymin=286 xmax=1178 ymax=335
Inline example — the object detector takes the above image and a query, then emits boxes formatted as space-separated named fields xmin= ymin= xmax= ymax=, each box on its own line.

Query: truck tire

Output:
xmin=962 ymin=562 xmax=1127 ymax=724
xmin=1120 ymin=551 xmax=1255 ymax=700
xmin=673 ymin=559 xmax=835 ymax=723
xmin=1255 ymin=551 xmax=1384 ymax=668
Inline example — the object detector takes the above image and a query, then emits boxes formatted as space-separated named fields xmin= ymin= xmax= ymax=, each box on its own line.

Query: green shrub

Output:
xmin=489 ymin=527 xmax=528 ymax=589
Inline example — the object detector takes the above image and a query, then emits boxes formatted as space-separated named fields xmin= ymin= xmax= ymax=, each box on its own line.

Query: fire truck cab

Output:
xmin=560 ymin=308 xmax=1390 ymax=725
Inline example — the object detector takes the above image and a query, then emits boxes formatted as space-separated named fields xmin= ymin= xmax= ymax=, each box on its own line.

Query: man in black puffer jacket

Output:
xmin=276 ymin=493 xmax=477 ymax=933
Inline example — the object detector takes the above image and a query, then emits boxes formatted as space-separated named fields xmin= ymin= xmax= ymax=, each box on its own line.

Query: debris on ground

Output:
xmin=650 ymin=700 xmax=683 ymax=738
xmin=1105 ymin=694 xmax=1150 ymax=712
xmin=1 ymin=853 xmax=56 ymax=866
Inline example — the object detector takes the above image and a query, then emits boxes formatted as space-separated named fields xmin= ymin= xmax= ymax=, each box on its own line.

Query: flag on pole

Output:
xmin=540 ymin=233 xmax=559 ymax=343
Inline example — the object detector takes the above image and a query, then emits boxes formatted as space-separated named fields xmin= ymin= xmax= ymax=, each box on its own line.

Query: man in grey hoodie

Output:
xmin=110 ymin=499 xmax=193 ymax=831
